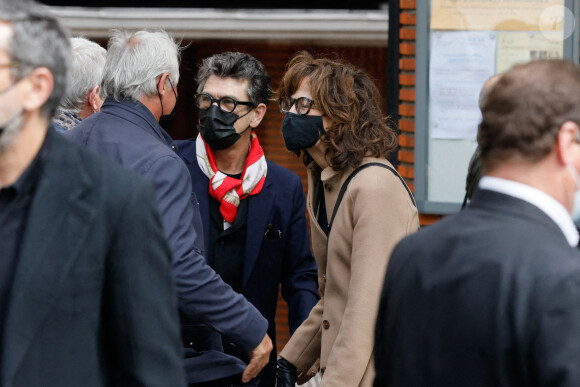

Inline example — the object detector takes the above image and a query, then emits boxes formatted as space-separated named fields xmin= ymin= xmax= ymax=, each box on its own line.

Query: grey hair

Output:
xmin=196 ymin=51 xmax=272 ymax=106
xmin=60 ymin=37 xmax=106 ymax=115
xmin=0 ymin=0 xmax=70 ymax=119
xmin=100 ymin=29 xmax=181 ymax=101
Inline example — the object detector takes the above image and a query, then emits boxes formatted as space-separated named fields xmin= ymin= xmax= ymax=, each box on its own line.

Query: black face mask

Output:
xmin=282 ymin=112 xmax=326 ymax=152
xmin=198 ymin=105 xmax=251 ymax=150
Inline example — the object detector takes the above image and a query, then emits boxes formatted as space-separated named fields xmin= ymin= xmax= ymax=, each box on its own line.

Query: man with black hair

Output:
xmin=176 ymin=51 xmax=319 ymax=386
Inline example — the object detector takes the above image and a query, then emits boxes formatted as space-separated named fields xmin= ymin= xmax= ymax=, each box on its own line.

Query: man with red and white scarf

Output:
xmin=176 ymin=51 xmax=319 ymax=387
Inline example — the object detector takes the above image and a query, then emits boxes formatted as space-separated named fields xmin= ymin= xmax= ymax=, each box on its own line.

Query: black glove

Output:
xmin=276 ymin=357 xmax=297 ymax=387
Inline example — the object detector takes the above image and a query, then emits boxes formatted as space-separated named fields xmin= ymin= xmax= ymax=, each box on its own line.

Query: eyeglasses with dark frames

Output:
xmin=194 ymin=92 xmax=255 ymax=113
xmin=278 ymin=96 xmax=316 ymax=116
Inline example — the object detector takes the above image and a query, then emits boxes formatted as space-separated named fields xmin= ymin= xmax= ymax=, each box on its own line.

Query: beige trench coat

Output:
xmin=280 ymin=157 xmax=420 ymax=387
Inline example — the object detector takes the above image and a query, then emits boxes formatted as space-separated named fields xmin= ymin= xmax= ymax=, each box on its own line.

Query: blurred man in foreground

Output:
xmin=0 ymin=1 xmax=186 ymax=385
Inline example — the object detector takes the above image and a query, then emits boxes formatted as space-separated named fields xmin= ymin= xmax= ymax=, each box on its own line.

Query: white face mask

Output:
xmin=567 ymin=164 xmax=580 ymax=224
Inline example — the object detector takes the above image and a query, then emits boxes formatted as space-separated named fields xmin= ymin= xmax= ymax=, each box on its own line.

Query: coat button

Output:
xmin=322 ymin=273 xmax=326 ymax=279
xmin=322 ymin=320 xmax=330 ymax=329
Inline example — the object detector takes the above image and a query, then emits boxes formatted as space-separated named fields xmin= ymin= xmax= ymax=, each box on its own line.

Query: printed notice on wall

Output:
xmin=431 ymin=0 xmax=565 ymax=31
xmin=430 ymin=31 xmax=496 ymax=140
xmin=496 ymin=31 xmax=563 ymax=73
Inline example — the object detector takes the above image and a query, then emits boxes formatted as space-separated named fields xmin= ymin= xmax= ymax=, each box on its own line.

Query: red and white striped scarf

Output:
xmin=196 ymin=132 xmax=267 ymax=228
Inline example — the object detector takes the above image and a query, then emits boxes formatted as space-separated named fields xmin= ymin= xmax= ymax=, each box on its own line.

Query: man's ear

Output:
xmin=157 ymin=73 xmax=170 ymax=97
xmin=250 ymin=103 xmax=267 ymax=128
xmin=89 ymin=85 xmax=102 ymax=112
xmin=556 ymin=121 xmax=580 ymax=165
xmin=20 ymin=67 xmax=53 ymax=113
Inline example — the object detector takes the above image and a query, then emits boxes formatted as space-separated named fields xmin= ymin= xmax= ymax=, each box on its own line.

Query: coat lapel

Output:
xmin=243 ymin=178 xmax=274 ymax=289
xmin=306 ymin=163 xmax=329 ymax=264
xmin=181 ymin=142 xmax=274 ymax=289
xmin=191 ymin=166 xmax=211 ymax=257
xmin=2 ymin=130 xmax=98 ymax=384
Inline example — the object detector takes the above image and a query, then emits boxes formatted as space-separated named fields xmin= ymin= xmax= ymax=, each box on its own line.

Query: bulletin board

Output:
xmin=415 ymin=0 xmax=580 ymax=214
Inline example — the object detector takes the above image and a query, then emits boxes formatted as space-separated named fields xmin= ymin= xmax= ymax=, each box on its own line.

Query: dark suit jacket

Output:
xmin=65 ymin=100 xmax=268 ymax=384
xmin=375 ymin=189 xmax=580 ymax=387
xmin=1 ymin=128 xmax=186 ymax=386
xmin=176 ymin=139 xmax=319 ymax=385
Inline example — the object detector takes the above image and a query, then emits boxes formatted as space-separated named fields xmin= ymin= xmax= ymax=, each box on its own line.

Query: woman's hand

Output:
xmin=297 ymin=359 xmax=320 ymax=385
xmin=276 ymin=357 xmax=297 ymax=386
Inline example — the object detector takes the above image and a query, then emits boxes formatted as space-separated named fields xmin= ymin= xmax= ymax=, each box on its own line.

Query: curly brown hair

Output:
xmin=276 ymin=51 xmax=397 ymax=171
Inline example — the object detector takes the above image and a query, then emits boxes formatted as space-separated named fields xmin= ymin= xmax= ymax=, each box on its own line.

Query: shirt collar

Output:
xmin=479 ymin=176 xmax=579 ymax=247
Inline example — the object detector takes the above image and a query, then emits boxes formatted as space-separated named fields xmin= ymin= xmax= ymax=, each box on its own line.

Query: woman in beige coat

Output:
xmin=275 ymin=51 xmax=420 ymax=387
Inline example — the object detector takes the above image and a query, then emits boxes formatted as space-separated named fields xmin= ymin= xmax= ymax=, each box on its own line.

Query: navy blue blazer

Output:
xmin=176 ymin=139 xmax=320 ymax=385
xmin=64 ymin=100 xmax=268 ymax=383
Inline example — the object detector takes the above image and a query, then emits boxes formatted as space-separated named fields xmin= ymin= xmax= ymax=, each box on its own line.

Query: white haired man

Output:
xmin=64 ymin=29 xmax=272 ymax=386
xmin=0 ymin=0 xmax=186 ymax=385
xmin=53 ymin=37 xmax=105 ymax=132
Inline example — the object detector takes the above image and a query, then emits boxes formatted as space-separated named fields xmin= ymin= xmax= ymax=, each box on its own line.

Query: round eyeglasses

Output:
xmin=194 ymin=93 xmax=255 ymax=113
xmin=278 ymin=96 xmax=316 ymax=116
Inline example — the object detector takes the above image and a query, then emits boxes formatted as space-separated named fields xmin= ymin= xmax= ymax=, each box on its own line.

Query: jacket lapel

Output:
xmin=243 ymin=178 xmax=274 ymax=289
xmin=181 ymin=142 xmax=274 ymax=289
xmin=2 ymin=130 xmax=98 ymax=384
xmin=190 ymin=165 xmax=211 ymax=257
xmin=306 ymin=163 xmax=329 ymax=262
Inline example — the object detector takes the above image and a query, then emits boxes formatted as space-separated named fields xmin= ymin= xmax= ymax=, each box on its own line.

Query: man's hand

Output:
xmin=241 ymin=334 xmax=273 ymax=383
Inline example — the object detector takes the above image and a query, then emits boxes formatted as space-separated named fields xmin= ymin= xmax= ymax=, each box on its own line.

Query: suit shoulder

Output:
xmin=175 ymin=139 xmax=196 ymax=162
xmin=529 ymin=239 xmax=580 ymax=278
xmin=265 ymin=160 xmax=301 ymax=185
xmin=62 ymin=112 xmax=99 ymax=140
xmin=66 ymin=135 xmax=153 ymax=195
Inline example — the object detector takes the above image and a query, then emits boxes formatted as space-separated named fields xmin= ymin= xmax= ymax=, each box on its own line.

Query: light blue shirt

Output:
xmin=479 ymin=176 xmax=579 ymax=247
